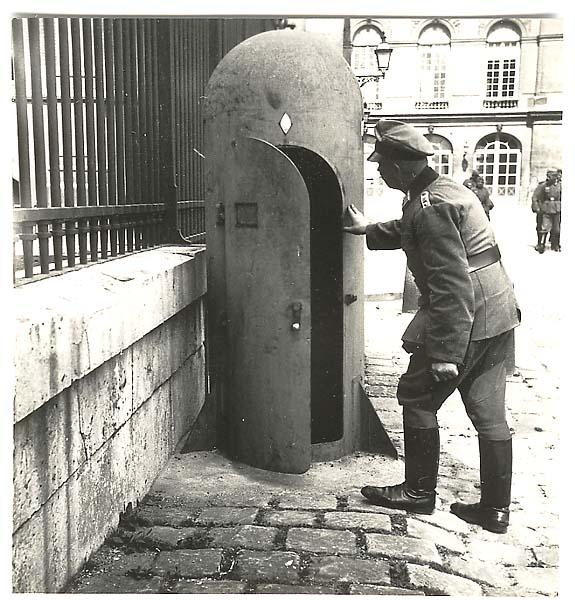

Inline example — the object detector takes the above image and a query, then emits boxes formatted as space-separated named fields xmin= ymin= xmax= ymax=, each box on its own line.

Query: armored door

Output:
xmin=223 ymin=137 xmax=311 ymax=474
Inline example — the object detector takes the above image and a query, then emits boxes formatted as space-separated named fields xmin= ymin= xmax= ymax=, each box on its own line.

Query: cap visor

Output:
xmin=367 ymin=150 xmax=384 ymax=162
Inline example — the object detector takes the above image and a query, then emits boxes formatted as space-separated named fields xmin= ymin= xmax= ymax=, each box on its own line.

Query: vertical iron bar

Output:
xmin=183 ymin=19 xmax=189 ymax=236
xmin=144 ymin=19 xmax=156 ymax=246
xmin=44 ymin=18 xmax=64 ymax=271
xmin=103 ymin=19 xmax=118 ymax=256
xmin=114 ymin=19 xmax=126 ymax=254
xmin=71 ymin=18 xmax=88 ymax=264
xmin=122 ymin=19 xmax=134 ymax=251
xmin=58 ymin=18 xmax=77 ymax=267
xmin=157 ymin=19 xmax=178 ymax=243
xmin=137 ymin=20 xmax=150 ymax=248
xmin=174 ymin=20 xmax=182 ymax=237
xmin=153 ymin=20 xmax=160 ymax=206
xmin=180 ymin=20 xmax=187 ymax=237
xmin=204 ymin=20 xmax=210 ymax=238
xmin=130 ymin=20 xmax=142 ymax=222
xmin=83 ymin=18 xmax=99 ymax=263
xmin=29 ymin=19 xmax=50 ymax=275
xmin=151 ymin=19 xmax=161 ymax=243
xmin=12 ymin=18 xmax=35 ymax=278
xmin=94 ymin=18 xmax=109 ymax=259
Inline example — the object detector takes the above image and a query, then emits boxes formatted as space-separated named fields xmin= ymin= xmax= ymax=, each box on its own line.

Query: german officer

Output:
xmin=343 ymin=119 xmax=520 ymax=534
xmin=531 ymin=170 xmax=561 ymax=252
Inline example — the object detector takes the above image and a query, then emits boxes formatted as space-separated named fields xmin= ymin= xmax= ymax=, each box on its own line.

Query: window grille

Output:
xmin=417 ymin=23 xmax=450 ymax=105
xmin=484 ymin=22 xmax=521 ymax=108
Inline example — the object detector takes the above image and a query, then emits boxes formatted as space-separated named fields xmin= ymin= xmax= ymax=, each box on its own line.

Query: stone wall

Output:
xmin=12 ymin=246 xmax=208 ymax=593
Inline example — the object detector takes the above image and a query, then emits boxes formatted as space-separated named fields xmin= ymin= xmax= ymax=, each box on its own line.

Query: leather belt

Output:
xmin=467 ymin=245 xmax=501 ymax=273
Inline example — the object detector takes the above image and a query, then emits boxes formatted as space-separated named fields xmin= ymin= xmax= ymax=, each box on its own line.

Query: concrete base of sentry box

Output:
xmin=311 ymin=380 xmax=398 ymax=463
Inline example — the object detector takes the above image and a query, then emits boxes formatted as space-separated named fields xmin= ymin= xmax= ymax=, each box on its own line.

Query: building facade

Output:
xmin=292 ymin=16 xmax=563 ymax=205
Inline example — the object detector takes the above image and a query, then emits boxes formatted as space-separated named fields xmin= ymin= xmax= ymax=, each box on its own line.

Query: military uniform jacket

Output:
xmin=365 ymin=167 xmax=520 ymax=365
xmin=531 ymin=181 xmax=561 ymax=214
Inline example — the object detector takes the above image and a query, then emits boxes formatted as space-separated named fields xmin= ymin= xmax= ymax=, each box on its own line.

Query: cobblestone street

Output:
xmin=64 ymin=202 xmax=563 ymax=596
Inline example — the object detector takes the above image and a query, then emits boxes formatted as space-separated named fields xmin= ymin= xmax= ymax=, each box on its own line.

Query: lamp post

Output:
xmin=359 ymin=41 xmax=393 ymax=135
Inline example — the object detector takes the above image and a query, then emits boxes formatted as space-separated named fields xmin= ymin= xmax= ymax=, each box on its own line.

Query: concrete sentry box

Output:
xmin=204 ymin=30 xmax=389 ymax=474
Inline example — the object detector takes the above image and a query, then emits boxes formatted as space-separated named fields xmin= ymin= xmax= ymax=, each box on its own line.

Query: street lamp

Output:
xmin=357 ymin=41 xmax=393 ymax=87
xmin=374 ymin=41 xmax=393 ymax=74
xmin=360 ymin=41 xmax=393 ymax=135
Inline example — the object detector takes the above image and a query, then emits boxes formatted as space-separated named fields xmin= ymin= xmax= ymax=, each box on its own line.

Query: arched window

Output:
xmin=417 ymin=23 xmax=450 ymax=108
xmin=425 ymin=134 xmax=453 ymax=176
xmin=352 ymin=26 xmax=383 ymax=74
xmin=473 ymin=133 xmax=522 ymax=200
xmin=352 ymin=25 xmax=385 ymax=107
xmin=484 ymin=21 xmax=521 ymax=107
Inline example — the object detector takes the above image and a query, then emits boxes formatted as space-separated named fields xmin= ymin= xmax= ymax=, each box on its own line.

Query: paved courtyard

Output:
xmin=64 ymin=200 xmax=563 ymax=596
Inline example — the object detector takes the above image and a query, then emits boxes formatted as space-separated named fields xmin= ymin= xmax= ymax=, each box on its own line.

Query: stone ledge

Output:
xmin=14 ymin=245 xmax=206 ymax=422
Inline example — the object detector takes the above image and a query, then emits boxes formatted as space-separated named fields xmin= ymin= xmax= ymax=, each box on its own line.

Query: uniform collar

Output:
xmin=402 ymin=167 xmax=438 ymax=208
xmin=408 ymin=166 xmax=439 ymax=199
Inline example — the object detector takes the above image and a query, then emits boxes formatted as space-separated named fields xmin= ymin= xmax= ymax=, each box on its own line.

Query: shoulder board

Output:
xmin=420 ymin=191 xmax=431 ymax=208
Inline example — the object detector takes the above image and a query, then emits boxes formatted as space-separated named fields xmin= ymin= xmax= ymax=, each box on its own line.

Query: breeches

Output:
xmin=538 ymin=212 xmax=561 ymax=235
xmin=398 ymin=330 xmax=514 ymax=441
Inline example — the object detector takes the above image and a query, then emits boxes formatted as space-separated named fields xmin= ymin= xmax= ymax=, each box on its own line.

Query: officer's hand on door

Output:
xmin=343 ymin=204 xmax=370 ymax=235
xmin=430 ymin=362 xmax=459 ymax=382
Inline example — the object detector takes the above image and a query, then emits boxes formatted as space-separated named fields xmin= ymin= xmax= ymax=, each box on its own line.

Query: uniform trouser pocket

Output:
xmin=397 ymin=350 xmax=458 ymax=406
xmin=399 ymin=331 xmax=514 ymax=437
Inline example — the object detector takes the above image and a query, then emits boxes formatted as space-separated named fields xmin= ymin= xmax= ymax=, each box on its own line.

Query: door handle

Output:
xmin=290 ymin=301 xmax=303 ymax=331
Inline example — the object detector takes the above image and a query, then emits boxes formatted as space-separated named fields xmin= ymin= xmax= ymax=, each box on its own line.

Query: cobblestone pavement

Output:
xmin=64 ymin=203 xmax=562 ymax=596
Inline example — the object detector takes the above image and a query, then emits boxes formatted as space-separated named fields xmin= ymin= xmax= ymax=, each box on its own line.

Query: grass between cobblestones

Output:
xmin=390 ymin=514 xmax=408 ymax=535
xmin=355 ymin=530 xmax=368 ymax=557
xmin=389 ymin=560 xmax=410 ymax=588
xmin=272 ymin=526 xmax=289 ymax=550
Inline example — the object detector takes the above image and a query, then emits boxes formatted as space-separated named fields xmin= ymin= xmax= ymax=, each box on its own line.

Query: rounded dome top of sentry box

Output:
xmin=204 ymin=29 xmax=362 ymax=148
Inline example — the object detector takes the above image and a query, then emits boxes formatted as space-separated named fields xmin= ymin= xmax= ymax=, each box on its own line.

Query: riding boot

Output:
xmin=451 ymin=437 xmax=512 ymax=533
xmin=361 ymin=427 xmax=439 ymax=515
xmin=536 ymin=232 xmax=547 ymax=253
xmin=550 ymin=233 xmax=560 ymax=251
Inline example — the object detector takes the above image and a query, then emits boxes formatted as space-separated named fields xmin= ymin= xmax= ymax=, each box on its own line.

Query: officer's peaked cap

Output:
xmin=368 ymin=119 xmax=435 ymax=162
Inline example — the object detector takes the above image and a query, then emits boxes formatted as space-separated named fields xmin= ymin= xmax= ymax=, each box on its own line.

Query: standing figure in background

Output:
xmin=531 ymin=170 xmax=562 ymax=253
xmin=473 ymin=177 xmax=494 ymax=220
xmin=463 ymin=169 xmax=480 ymax=191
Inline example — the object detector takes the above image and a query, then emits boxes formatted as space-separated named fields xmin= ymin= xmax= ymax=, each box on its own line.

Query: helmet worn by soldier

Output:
xmin=368 ymin=119 xmax=435 ymax=162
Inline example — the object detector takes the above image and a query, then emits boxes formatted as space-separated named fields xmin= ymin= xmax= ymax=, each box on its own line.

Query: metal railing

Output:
xmin=11 ymin=17 xmax=275 ymax=284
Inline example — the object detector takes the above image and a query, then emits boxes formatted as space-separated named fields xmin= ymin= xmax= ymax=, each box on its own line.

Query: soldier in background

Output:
xmin=463 ymin=169 xmax=480 ymax=191
xmin=531 ymin=170 xmax=562 ymax=253
xmin=473 ymin=177 xmax=494 ymax=220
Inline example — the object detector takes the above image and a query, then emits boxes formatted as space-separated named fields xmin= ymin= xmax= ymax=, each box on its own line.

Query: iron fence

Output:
xmin=11 ymin=16 xmax=275 ymax=284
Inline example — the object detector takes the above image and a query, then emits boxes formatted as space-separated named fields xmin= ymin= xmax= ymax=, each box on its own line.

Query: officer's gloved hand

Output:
xmin=431 ymin=362 xmax=459 ymax=382
xmin=343 ymin=204 xmax=370 ymax=236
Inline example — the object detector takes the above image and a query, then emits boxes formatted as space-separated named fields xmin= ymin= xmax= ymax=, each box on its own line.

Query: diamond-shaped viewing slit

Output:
xmin=279 ymin=112 xmax=292 ymax=135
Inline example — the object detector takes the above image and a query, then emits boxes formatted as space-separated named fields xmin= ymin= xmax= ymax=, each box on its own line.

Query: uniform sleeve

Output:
xmin=415 ymin=202 xmax=475 ymax=364
xmin=365 ymin=219 xmax=402 ymax=250
xmin=531 ymin=185 xmax=542 ymax=212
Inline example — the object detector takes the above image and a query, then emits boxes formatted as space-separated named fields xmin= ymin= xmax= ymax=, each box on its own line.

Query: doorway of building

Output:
xmin=473 ymin=133 xmax=521 ymax=201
